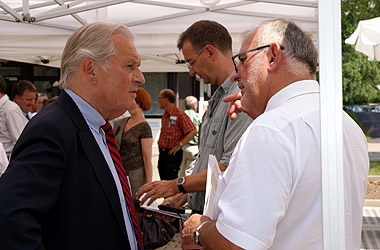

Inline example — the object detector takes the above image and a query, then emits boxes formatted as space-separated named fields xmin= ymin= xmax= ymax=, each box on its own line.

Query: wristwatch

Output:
xmin=176 ymin=176 xmax=187 ymax=194
xmin=193 ymin=221 xmax=209 ymax=247
xmin=178 ymin=142 xmax=183 ymax=148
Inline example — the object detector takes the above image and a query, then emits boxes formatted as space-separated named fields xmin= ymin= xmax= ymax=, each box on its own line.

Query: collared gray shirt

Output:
xmin=188 ymin=72 xmax=253 ymax=212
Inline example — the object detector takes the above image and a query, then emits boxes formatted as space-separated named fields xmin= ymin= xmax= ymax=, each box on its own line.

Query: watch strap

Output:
xmin=193 ymin=221 xmax=209 ymax=247
xmin=177 ymin=179 xmax=187 ymax=194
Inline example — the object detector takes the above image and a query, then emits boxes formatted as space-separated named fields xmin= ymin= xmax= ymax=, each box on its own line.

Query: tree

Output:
xmin=341 ymin=0 xmax=380 ymax=104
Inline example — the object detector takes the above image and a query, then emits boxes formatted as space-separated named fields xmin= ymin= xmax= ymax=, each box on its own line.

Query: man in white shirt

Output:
xmin=182 ymin=18 xmax=369 ymax=250
xmin=0 ymin=74 xmax=27 ymax=157
xmin=0 ymin=142 xmax=8 ymax=176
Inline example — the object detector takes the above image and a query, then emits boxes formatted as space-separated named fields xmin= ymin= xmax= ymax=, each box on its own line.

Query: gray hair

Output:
xmin=256 ymin=19 xmax=318 ymax=77
xmin=59 ymin=22 xmax=134 ymax=89
xmin=185 ymin=96 xmax=198 ymax=109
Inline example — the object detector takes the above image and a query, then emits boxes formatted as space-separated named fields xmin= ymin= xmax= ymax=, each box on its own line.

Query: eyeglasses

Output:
xmin=232 ymin=45 xmax=285 ymax=73
xmin=186 ymin=47 xmax=204 ymax=69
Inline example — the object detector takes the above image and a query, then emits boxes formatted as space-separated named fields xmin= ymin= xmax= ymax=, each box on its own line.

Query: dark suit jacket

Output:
xmin=0 ymin=91 xmax=132 ymax=250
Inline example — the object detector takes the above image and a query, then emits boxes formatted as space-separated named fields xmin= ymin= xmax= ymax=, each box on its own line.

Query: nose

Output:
xmin=230 ymin=70 xmax=240 ymax=83
xmin=135 ymin=68 xmax=145 ymax=85
xmin=188 ymin=67 xmax=196 ymax=77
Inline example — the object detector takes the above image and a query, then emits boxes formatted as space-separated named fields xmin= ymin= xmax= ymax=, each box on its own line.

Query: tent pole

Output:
xmin=318 ymin=0 xmax=345 ymax=249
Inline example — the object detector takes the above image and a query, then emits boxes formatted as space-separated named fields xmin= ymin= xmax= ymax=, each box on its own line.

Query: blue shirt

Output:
xmin=65 ymin=89 xmax=137 ymax=250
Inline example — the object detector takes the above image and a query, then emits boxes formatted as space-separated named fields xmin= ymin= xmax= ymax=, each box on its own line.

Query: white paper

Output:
xmin=203 ymin=155 xmax=221 ymax=218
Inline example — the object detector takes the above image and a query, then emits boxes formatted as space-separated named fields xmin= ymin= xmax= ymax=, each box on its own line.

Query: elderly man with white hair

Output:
xmin=0 ymin=22 xmax=145 ymax=250
xmin=178 ymin=95 xmax=202 ymax=177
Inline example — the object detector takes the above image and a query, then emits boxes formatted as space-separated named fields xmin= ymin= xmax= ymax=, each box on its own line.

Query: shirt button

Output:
xmin=212 ymin=130 xmax=217 ymax=135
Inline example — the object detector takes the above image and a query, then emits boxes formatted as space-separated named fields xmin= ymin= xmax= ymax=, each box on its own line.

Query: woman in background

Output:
xmin=114 ymin=87 xmax=153 ymax=197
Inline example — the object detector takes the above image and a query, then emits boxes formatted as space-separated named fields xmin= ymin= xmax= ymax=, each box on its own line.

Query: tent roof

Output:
xmin=0 ymin=0 xmax=318 ymax=71
xmin=345 ymin=16 xmax=380 ymax=61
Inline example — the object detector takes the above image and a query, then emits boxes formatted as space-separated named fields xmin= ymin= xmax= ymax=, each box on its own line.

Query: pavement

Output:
xmin=369 ymin=138 xmax=380 ymax=162
xmin=150 ymin=141 xmax=380 ymax=250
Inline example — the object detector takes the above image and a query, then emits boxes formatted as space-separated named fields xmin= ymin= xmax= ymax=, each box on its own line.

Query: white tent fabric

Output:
xmin=0 ymin=0 xmax=318 ymax=71
xmin=345 ymin=17 xmax=380 ymax=61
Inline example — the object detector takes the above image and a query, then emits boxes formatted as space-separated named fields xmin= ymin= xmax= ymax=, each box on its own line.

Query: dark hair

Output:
xmin=162 ymin=89 xmax=176 ymax=103
xmin=13 ymin=80 xmax=37 ymax=98
xmin=177 ymin=20 xmax=232 ymax=55
xmin=136 ymin=87 xmax=152 ymax=111
xmin=0 ymin=74 xmax=5 ymax=94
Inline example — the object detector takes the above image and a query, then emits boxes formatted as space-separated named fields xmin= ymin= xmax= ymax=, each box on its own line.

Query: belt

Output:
xmin=159 ymin=148 xmax=172 ymax=152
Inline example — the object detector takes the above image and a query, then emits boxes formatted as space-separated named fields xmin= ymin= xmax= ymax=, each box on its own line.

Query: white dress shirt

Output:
xmin=0 ymin=94 xmax=27 ymax=157
xmin=213 ymin=80 xmax=369 ymax=250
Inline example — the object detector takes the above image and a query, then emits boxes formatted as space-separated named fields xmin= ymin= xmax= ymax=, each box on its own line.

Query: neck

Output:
xmin=165 ymin=103 xmax=176 ymax=112
xmin=130 ymin=108 xmax=144 ymax=121
xmin=216 ymin=57 xmax=234 ymax=86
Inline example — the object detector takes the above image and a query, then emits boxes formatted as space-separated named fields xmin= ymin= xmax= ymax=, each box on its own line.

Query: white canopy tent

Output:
xmin=0 ymin=0 xmax=347 ymax=249
xmin=0 ymin=0 xmax=319 ymax=71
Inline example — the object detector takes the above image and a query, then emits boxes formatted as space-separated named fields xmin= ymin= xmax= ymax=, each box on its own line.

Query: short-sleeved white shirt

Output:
xmin=213 ymin=80 xmax=369 ymax=250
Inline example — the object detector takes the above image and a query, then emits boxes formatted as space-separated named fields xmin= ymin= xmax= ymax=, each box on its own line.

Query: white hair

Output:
xmin=59 ymin=22 xmax=134 ymax=89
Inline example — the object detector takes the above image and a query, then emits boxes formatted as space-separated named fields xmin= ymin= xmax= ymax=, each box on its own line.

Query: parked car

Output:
xmin=372 ymin=106 xmax=380 ymax=113
xmin=352 ymin=106 xmax=364 ymax=112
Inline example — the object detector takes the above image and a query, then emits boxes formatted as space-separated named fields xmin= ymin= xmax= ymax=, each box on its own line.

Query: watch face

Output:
xmin=177 ymin=177 xmax=185 ymax=185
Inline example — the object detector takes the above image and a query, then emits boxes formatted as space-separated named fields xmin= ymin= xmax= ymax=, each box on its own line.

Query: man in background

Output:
xmin=182 ymin=18 xmax=369 ymax=250
xmin=13 ymin=79 xmax=37 ymax=121
xmin=178 ymin=95 xmax=201 ymax=177
xmin=157 ymin=89 xmax=197 ymax=181
xmin=0 ymin=142 xmax=7 ymax=176
xmin=0 ymin=74 xmax=27 ymax=158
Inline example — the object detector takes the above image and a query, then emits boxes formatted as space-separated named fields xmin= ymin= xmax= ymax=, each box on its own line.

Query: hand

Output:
xmin=136 ymin=180 xmax=177 ymax=206
xmin=223 ymin=91 xmax=247 ymax=120
xmin=153 ymin=195 xmax=186 ymax=222
xmin=168 ymin=145 xmax=181 ymax=155
xmin=181 ymin=214 xmax=211 ymax=250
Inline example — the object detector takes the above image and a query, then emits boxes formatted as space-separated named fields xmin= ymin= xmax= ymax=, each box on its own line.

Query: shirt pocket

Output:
xmin=205 ymin=116 xmax=224 ymax=149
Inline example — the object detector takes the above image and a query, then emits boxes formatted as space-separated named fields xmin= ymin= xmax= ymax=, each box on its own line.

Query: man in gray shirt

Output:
xmin=137 ymin=20 xmax=252 ymax=213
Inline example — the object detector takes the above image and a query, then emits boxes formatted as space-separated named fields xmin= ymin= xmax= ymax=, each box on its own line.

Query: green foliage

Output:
xmin=369 ymin=161 xmax=380 ymax=175
xmin=341 ymin=0 xmax=380 ymax=104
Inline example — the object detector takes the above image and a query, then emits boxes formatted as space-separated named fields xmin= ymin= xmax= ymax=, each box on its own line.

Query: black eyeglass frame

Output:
xmin=232 ymin=45 xmax=285 ymax=73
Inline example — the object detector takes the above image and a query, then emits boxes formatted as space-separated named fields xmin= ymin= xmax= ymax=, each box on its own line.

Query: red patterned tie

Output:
xmin=101 ymin=122 xmax=143 ymax=250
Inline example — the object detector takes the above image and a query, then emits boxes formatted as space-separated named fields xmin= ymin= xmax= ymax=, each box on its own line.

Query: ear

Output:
xmin=204 ymin=44 xmax=216 ymax=60
xmin=80 ymin=58 xmax=98 ymax=85
xmin=267 ymin=43 xmax=282 ymax=72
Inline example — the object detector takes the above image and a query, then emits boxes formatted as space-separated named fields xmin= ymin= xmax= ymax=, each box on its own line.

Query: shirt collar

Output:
xmin=210 ymin=71 xmax=235 ymax=101
xmin=265 ymin=80 xmax=320 ymax=113
xmin=0 ymin=94 xmax=9 ymax=106
xmin=165 ymin=105 xmax=177 ymax=116
xmin=65 ymin=89 xmax=106 ymax=132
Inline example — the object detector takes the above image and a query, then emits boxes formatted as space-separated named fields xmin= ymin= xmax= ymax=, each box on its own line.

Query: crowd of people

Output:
xmin=0 ymin=18 xmax=370 ymax=250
